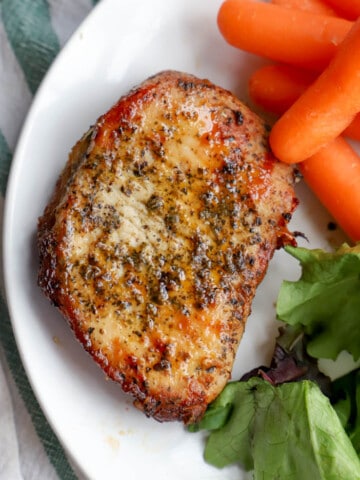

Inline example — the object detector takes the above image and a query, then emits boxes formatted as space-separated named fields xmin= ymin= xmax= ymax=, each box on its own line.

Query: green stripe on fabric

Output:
xmin=1 ymin=0 xmax=60 ymax=94
xmin=0 ymin=295 xmax=78 ymax=480
xmin=0 ymin=130 xmax=12 ymax=196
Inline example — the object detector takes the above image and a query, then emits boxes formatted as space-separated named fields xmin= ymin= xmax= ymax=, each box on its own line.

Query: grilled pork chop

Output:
xmin=38 ymin=71 xmax=297 ymax=424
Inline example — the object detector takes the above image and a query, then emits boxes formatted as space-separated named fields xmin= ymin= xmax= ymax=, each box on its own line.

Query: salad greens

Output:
xmin=190 ymin=243 xmax=360 ymax=479
xmin=192 ymin=378 xmax=360 ymax=479
xmin=276 ymin=243 xmax=360 ymax=360
xmin=332 ymin=369 xmax=360 ymax=456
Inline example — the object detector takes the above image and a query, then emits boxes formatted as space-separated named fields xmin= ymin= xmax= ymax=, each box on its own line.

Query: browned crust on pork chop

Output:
xmin=38 ymin=70 xmax=298 ymax=424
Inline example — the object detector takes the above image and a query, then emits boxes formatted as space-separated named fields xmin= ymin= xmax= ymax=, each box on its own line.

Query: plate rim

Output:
xmin=2 ymin=0 xmax=350 ymax=478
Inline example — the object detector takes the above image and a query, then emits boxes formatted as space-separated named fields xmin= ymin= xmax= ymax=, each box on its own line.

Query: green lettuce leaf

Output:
xmin=332 ymin=368 xmax=360 ymax=455
xmin=276 ymin=244 xmax=360 ymax=360
xmin=195 ymin=378 xmax=360 ymax=479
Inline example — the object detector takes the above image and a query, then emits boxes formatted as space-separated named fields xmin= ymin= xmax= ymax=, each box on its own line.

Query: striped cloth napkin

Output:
xmin=0 ymin=2 xmax=99 ymax=479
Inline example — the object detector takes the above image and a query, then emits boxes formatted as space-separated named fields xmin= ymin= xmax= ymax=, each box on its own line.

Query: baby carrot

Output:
xmin=217 ymin=0 xmax=352 ymax=70
xmin=249 ymin=64 xmax=317 ymax=115
xmin=299 ymin=137 xmax=360 ymax=241
xmin=269 ymin=17 xmax=360 ymax=164
xmin=323 ymin=0 xmax=360 ymax=20
xmin=248 ymin=64 xmax=360 ymax=141
xmin=271 ymin=0 xmax=339 ymax=17
xmin=343 ymin=117 xmax=360 ymax=142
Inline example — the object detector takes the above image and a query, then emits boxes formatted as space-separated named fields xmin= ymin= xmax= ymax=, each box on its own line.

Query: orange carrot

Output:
xmin=249 ymin=64 xmax=317 ymax=115
xmin=343 ymin=117 xmax=360 ymax=141
xmin=299 ymin=137 xmax=360 ymax=241
xmin=269 ymin=17 xmax=360 ymax=164
xmin=217 ymin=0 xmax=352 ymax=71
xmin=323 ymin=0 xmax=360 ymax=20
xmin=248 ymin=64 xmax=360 ymax=141
xmin=249 ymin=70 xmax=360 ymax=238
xmin=271 ymin=0 xmax=339 ymax=17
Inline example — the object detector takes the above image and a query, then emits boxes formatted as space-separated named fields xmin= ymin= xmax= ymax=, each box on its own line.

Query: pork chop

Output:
xmin=37 ymin=70 xmax=298 ymax=424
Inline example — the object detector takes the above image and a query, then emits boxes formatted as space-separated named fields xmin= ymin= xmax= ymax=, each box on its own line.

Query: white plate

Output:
xmin=2 ymin=0 xmax=349 ymax=479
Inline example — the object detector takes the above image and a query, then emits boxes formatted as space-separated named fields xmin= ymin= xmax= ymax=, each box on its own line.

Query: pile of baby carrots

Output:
xmin=217 ymin=0 xmax=360 ymax=241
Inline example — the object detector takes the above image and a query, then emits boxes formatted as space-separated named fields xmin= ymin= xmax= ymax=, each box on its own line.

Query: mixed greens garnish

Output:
xmin=190 ymin=243 xmax=360 ymax=479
